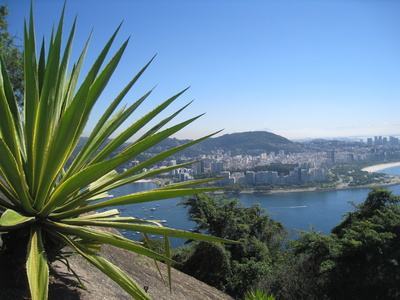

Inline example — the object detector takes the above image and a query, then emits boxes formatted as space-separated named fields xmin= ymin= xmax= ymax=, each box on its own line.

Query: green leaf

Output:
xmin=142 ymin=233 xmax=165 ymax=284
xmin=112 ymin=130 xmax=221 ymax=185
xmin=51 ymin=16 xmax=77 ymax=127
xmin=0 ymin=57 xmax=24 ymax=161
xmin=34 ymin=25 xmax=126 ymax=209
xmin=59 ymin=219 xmax=237 ymax=244
xmin=135 ymin=100 xmax=193 ymax=143
xmin=65 ymin=88 xmax=152 ymax=178
xmin=86 ymin=56 xmax=155 ymax=147
xmin=57 ymin=161 xmax=196 ymax=212
xmin=0 ymin=209 xmax=35 ymax=230
xmin=27 ymin=226 xmax=49 ymax=300
xmin=0 ymin=139 xmax=35 ymax=213
xmin=47 ymin=222 xmax=174 ymax=263
xmin=57 ymin=133 xmax=221 ymax=212
xmin=157 ymin=176 xmax=224 ymax=190
xmin=47 ymin=124 xmax=213 ymax=214
xmin=31 ymin=5 xmax=66 ymax=202
xmin=51 ymin=187 xmax=220 ymax=219
xmin=164 ymin=236 xmax=172 ymax=292
xmin=88 ymin=88 xmax=189 ymax=165
xmin=62 ymin=235 xmax=153 ymax=300
xmin=39 ymin=151 xmax=143 ymax=216
xmin=0 ymin=173 xmax=19 ymax=206
xmin=86 ymin=171 xmax=119 ymax=192
xmin=23 ymin=5 xmax=40 ymax=190
xmin=73 ymin=209 xmax=120 ymax=220
xmin=68 ymin=215 xmax=156 ymax=225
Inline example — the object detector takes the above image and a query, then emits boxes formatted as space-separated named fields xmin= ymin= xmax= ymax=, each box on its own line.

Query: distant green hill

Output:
xmin=76 ymin=131 xmax=302 ymax=159
xmin=201 ymin=131 xmax=293 ymax=150
xmin=154 ymin=131 xmax=302 ymax=156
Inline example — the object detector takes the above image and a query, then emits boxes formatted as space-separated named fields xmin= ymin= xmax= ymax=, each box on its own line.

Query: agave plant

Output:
xmin=0 ymin=5 xmax=231 ymax=300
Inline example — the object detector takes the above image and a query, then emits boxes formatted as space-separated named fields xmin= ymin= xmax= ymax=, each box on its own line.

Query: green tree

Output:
xmin=178 ymin=241 xmax=233 ymax=290
xmin=176 ymin=194 xmax=287 ymax=297
xmin=181 ymin=194 xmax=286 ymax=248
xmin=0 ymin=4 xmax=23 ymax=106
xmin=286 ymin=188 xmax=400 ymax=300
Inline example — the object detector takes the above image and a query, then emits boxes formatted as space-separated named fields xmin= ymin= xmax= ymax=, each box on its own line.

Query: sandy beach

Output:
xmin=362 ymin=162 xmax=400 ymax=173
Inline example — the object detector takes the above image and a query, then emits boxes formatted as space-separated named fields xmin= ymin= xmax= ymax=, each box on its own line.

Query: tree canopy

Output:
xmin=176 ymin=194 xmax=287 ymax=297
xmin=0 ymin=4 xmax=23 ymax=106
xmin=287 ymin=188 xmax=400 ymax=299
xmin=175 ymin=189 xmax=400 ymax=299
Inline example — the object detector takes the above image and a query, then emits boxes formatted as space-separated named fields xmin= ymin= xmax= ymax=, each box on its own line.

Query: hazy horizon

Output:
xmin=183 ymin=130 xmax=400 ymax=142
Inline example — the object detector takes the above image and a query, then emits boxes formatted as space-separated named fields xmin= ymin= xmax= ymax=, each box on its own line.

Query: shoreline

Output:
xmin=214 ymin=173 xmax=400 ymax=196
xmin=147 ymin=161 xmax=400 ymax=196
xmin=361 ymin=161 xmax=400 ymax=173
xmin=251 ymin=161 xmax=400 ymax=195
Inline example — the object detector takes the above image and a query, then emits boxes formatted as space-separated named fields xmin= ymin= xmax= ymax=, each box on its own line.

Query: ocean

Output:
xmin=109 ymin=165 xmax=400 ymax=248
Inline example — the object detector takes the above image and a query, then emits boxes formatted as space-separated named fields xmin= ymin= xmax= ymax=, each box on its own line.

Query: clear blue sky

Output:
xmin=6 ymin=0 xmax=400 ymax=141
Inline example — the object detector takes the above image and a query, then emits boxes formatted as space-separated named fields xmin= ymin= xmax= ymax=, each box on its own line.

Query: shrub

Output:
xmin=243 ymin=289 xmax=276 ymax=300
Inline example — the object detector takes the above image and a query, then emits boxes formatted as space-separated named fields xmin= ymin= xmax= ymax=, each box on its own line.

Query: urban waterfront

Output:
xmin=109 ymin=166 xmax=400 ymax=248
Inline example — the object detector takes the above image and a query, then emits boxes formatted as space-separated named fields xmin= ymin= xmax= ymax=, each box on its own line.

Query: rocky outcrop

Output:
xmin=50 ymin=242 xmax=234 ymax=300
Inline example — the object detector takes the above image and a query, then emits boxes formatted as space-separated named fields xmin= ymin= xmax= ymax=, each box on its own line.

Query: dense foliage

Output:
xmin=250 ymin=164 xmax=298 ymax=175
xmin=0 ymin=4 xmax=23 ymax=106
xmin=199 ymin=131 xmax=297 ymax=154
xmin=331 ymin=163 xmax=395 ymax=187
xmin=264 ymin=188 xmax=400 ymax=299
xmin=172 ymin=189 xmax=400 ymax=299
xmin=175 ymin=194 xmax=287 ymax=298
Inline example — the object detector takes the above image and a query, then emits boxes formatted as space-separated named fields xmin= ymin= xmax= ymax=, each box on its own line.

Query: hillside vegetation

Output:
xmin=154 ymin=131 xmax=302 ymax=156
xmin=172 ymin=189 xmax=400 ymax=300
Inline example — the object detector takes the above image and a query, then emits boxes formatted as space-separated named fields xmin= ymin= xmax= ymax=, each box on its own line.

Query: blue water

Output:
xmin=109 ymin=165 xmax=400 ymax=248
xmin=108 ymin=182 xmax=197 ymax=247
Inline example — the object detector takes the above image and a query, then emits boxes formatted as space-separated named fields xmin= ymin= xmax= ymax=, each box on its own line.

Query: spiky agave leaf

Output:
xmin=0 ymin=3 xmax=237 ymax=300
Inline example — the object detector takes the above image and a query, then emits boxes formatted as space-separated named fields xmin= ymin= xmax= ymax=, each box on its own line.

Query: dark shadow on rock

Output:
xmin=0 ymin=257 xmax=83 ymax=300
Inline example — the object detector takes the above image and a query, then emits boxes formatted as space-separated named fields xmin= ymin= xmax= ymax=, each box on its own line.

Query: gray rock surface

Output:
xmin=51 ymin=242 xmax=233 ymax=300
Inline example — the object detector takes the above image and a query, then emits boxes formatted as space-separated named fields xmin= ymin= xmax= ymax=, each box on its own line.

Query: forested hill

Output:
xmin=200 ymin=131 xmax=296 ymax=151
xmin=76 ymin=131 xmax=302 ymax=157
xmin=154 ymin=131 xmax=303 ymax=156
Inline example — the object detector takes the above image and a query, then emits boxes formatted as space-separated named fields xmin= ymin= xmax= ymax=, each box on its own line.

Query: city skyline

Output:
xmin=7 ymin=0 xmax=400 ymax=141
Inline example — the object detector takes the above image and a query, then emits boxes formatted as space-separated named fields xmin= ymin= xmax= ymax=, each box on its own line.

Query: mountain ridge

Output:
xmin=157 ymin=131 xmax=302 ymax=156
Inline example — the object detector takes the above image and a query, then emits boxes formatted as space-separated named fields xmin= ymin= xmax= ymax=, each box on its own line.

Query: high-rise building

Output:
xmin=211 ymin=162 xmax=224 ymax=173
xmin=219 ymin=171 xmax=234 ymax=185
xmin=389 ymin=136 xmax=399 ymax=146
xmin=245 ymin=171 xmax=256 ymax=184
xmin=327 ymin=150 xmax=335 ymax=163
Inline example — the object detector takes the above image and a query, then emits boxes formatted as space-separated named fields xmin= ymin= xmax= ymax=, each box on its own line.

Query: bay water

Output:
xmin=109 ymin=165 xmax=400 ymax=248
